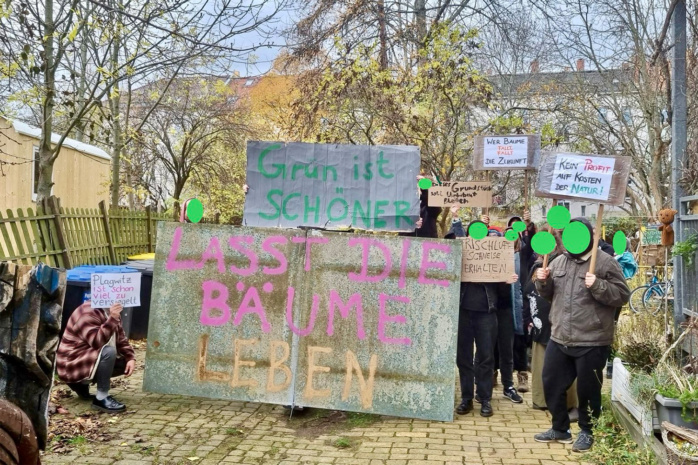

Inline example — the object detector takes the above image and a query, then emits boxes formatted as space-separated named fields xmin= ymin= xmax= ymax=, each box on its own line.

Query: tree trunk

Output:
xmin=36 ymin=0 xmax=56 ymax=202
xmin=74 ymin=34 xmax=89 ymax=142
xmin=109 ymin=8 xmax=122 ymax=208
xmin=377 ymin=0 xmax=388 ymax=69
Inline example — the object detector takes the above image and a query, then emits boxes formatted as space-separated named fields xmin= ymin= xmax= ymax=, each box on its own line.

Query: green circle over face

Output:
xmin=613 ymin=230 xmax=627 ymax=255
xmin=531 ymin=231 xmax=556 ymax=255
xmin=418 ymin=178 xmax=433 ymax=190
xmin=505 ymin=230 xmax=518 ymax=241
xmin=547 ymin=205 xmax=571 ymax=229
xmin=562 ymin=221 xmax=591 ymax=254
xmin=186 ymin=198 xmax=204 ymax=223
xmin=468 ymin=222 xmax=488 ymax=240
xmin=512 ymin=221 xmax=526 ymax=233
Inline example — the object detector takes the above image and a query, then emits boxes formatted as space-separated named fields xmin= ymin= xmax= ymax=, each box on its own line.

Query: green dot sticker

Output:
xmin=562 ymin=221 xmax=591 ymax=254
xmin=531 ymin=231 xmax=556 ymax=255
xmin=186 ymin=198 xmax=204 ymax=223
xmin=505 ymin=229 xmax=518 ymax=241
xmin=418 ymin=178 xmax=433 ymax=190
xmin=547 ymin=205 xmax=571 ymax=229
xmin=468 ymin=222 xmax=488 ymax=240
xmin=613 ymin=230 xmax=627 ymax=255
xmin=512 ymin=221 xmax=526 ymax=233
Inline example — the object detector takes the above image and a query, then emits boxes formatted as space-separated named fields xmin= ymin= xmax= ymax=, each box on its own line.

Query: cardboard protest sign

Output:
xmin=144 ymin=223 xmax=463 ymax=421
xmin=428 ymin=182 xmax=493 ymax=207
xmin=535 ymin=152 xmax=632 ymax=206
xmin=473 ymin=135 xmax=540 ymax=170
xmin=642 ymin=227 xmax=661 ymax=246
xmin=461 ymin=237 xmax=514 ymax=282
xmin=243 ymin=141 xmax=420 ymax=232
xmin=90 ymin=273 xmax=141 ymax=308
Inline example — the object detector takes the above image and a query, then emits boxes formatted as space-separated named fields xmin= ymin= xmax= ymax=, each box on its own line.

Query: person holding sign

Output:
xmin=446 ymin=209 xmax=517 ymax=418
xmin=533 ymin=218 xmax=629 ymax=452
xmin=56 ymin=302 xmax=136 ymax=413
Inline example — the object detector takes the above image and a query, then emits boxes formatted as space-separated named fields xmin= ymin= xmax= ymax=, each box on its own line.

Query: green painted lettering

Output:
xmin=328 ymin=197 xmax=349 ymax=222
xmin=393 ymin=201 xmax=413 ymax=228
xmin=363 ymin=163 xmax=373 ymax=180
xmin=323 ymin=165 xmax=338 ymax=181
xmin=258 ymin=144 xmax=285 ymax=179
xmin=373 ymin=200 xmax=389 ymax=228
xmin=352 ymin=200 xmax=372 ymax=229
xmin=304 ymin=195 xmax=320 ymax=223
xmin=259 ymin=189 xmax=282 ymax=220
xmin=377 ymin=151 xmax=393 ymax=179
xmin=291 ymin=164 xmax=305 ymax=180
xmin=282 ymin=193 xmax=300 ymax=221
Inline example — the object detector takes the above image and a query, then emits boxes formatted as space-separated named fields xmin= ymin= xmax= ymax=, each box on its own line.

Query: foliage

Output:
xmin=615 ymin=312 xmax=666 ymax=372
xmin=603 ymin=217 xmax=641 ymax=243
xmin=654 ymin=362 xmax=698 ymax=423
xmin=582 ymin=395 xmax=657 ymax=464
xmin=673 ymin=234 xmax=698 ymax=267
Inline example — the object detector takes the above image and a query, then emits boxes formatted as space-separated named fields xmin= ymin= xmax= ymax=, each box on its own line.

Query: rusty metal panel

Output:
xmin=144 ymin=223 xmax=461 ymax=422
xmin=143 ymin=223 xmax=305 ymax=405
xmin=292 ymin=231 xmax=461 ymax=422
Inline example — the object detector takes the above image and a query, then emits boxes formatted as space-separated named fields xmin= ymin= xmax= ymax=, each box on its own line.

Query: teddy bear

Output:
xmin=657 ymin=208 xmax=678 ymax=246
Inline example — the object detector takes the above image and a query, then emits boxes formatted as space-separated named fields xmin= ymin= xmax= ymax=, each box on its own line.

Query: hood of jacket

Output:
xmin=565 ymin=217 xmax=594 ymax=259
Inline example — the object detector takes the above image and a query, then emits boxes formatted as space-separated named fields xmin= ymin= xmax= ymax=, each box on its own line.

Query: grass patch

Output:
xmin=583 ymin=396 xmax=658 ymax=464
xmin=67 ymin=435 xmax=87 ymax=446
xmin=345 ymin=412 xmax=380 ymax=428
xmin=224 ymin=427 xmax=245 ymax=436
xmin=333 ymin=437 xmax=353 ymax=448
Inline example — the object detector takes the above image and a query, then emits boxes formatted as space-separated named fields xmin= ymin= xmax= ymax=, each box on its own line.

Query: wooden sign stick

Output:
xmin=589 ymin=204 xmax=605 ymax=274
xmin=542 ymin=198 xmax=557 ymax=269
xmin=524 ymin=170 xmax=530 ymax=211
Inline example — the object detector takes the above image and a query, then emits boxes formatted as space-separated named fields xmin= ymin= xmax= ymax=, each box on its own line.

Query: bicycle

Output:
xmin=629 ymin=266 xmax=673 ymax=314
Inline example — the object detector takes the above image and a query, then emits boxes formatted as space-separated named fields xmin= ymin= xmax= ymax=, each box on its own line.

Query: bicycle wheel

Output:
xmin=643 ymin=283 xmax=666 ymax=315
xmin=629 ymin=285 xmax=650 ymax=313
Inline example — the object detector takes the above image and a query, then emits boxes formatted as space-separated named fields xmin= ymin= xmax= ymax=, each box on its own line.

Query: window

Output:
xmin=581 ymin=205 xmax=586 ymax=216
xmin=660 ymin=109 xmax=669 ymax=124
xmin=32 ymin=146 xmax=40 ymax=201
xmin=622 ymin=108 xmax=632 ymax=124
xmin=558 ymin=201 xmax=571 ymax=211
xmin=541 ymin=206 xmax=547 ymax=217
xmin=245 ymin=79 xmax=255 ymax=87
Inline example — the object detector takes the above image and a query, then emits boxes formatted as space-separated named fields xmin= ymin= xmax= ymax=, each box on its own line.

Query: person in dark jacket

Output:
xmin=522 ymin=229 xmax=578 ymax=416
xmin=533 ymin=217 xmax=630 ymax=452
xmin=402 ymin=175 xmax=442 ymax=238
xmin=447 ymin=208 xmax=517 ymax=417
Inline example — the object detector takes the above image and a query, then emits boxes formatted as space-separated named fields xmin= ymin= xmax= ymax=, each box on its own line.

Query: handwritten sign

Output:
xmin=90 ymin=273 xmax=141 ymax=308
xmin=535 ymin=152 xmax=632 ymax=206
xmin=461 ymin=237 xmax=514 ymax=282
xmin=642 ymin=228 xmax=661 ymax=246
xmin=473 ymin=135 xmax=541 ymax=170
xmin=428 ymin=182 xmax=493 ymax=207
xmin=243 ymin=141 xmax=420 ymax=231
xmin=144 ymin=223 xmax=462 ymax=421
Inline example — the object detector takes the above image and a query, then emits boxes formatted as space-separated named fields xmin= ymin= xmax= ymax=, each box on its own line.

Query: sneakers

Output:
xmin=534 ymin=428 xmax=573 ymax=444
xmin=517 ymin=372 xmax=530 ymax=393
xmin=480 ymin=400 xmax=493 ymax=417
xmin=92 ymin=396 xmax=125 ymax=413
xmin=503 ymin=386 xmax=523 ymax=403
xmin=67 ymin=382 xmax=92 ymax=400
xmin=572 ymin=430 xmax=594 ymax=452
xmin=456 ymin=400 xmax=473 ymax=415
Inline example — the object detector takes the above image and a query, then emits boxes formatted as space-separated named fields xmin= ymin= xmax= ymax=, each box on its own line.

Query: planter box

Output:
xmin=655 ymin=394 xmax=698 ymax=429
xmin=612 ymin=358 xmax=660 ymax=436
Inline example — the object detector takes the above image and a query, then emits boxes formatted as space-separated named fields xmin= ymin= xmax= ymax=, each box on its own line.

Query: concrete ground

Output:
xmin=42 ymin=346 xmax=594 ymax=465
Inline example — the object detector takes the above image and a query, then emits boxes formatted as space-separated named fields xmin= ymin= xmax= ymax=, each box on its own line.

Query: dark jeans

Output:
xmin=457 ymin=309 xmax=497 ymax=402
xmin=514 ymin=334 xmax=528 ymax=372
xmin=495 ymin=305 xmax=515 ymax=389
xmin=94 ymin=345 xmax=126 ymax=393
xmin=543 ymin=341 xmax=610 ymax=433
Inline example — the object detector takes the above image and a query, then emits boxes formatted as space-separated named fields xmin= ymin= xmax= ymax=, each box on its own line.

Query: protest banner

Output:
xmin=243 ymin=141 xmax=420 ymax=231
xmin=473 ymin=135 xmax=541 ymax=170
xmin=460 ymin=237 xmax=514 ymax=282
xmin=144 ymin=223 xmax=462 ymax=421
xmin=427 ymin=182 xmax=493 ymax=208
xmin=535 ymin=152 xmax=632 ymax=205
xmin=642 ymin=227 xmax=662 ymax=246
xmin=90 ymin=273 xmax=141 ymax=308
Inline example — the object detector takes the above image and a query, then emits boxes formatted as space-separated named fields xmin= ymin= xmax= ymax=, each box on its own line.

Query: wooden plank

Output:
xmin=5 ymin=210 xmax=29 ymax=265
xmin=39 ymin=201 xmax=64 ymax=269
xmin=147 ymin=207 xmax=153 ymax=253
xmin=26 ymin=208 xmax=48 ymax=265
xmin=17 ymin=208 xmax=38 ymax=264
xmin=47 ymin=197 xmax=73 ymax=269
xmin=611 ymin=401 xmax=667 ymax=464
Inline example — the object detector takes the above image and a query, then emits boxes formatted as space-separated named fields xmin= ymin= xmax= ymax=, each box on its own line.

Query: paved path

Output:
xmin=43 ymin=348 xmax=593 ymax=465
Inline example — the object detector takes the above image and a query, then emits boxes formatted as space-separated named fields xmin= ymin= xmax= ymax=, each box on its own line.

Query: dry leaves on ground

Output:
xmin=48 ymin=412 xmax=115 ymax=454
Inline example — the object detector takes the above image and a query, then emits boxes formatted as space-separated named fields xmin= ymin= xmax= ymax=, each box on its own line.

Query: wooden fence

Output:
xmin=0 ymin=197 xmax=171 ymax=268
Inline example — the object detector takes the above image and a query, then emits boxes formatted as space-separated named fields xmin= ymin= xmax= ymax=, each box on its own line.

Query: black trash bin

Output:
xmin=63 ymin=265 xmax=140 ymax=338
xmin=123 ymin=254 xmax=155 ymax=340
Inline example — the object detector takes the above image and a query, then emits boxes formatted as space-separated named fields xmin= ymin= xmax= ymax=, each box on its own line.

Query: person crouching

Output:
xmin=56 ymin=302 xmax=136 ymax=412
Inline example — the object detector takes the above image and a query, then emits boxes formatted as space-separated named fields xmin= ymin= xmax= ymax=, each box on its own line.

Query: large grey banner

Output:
xmin=243 ymin=141 xmax=421 ymax=231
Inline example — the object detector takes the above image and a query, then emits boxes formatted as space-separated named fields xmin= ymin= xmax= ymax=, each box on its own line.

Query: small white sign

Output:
xmin=550 ymin=154 xmax=615 ymax=201
xmin=482 ymin=136 xmax=529 ymax=168
xmin=90 ymin=273 xmax=142 ymax=308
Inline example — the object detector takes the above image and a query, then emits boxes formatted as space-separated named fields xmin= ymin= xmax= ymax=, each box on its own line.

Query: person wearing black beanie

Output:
xmin=532 ymin=217 xmax=630 ymax=453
